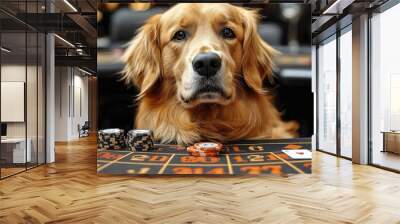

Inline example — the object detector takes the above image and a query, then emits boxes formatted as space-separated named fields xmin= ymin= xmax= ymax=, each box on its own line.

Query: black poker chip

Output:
xmin=126 ymin=129 xmax=154 ymax=151
xmin=98 ymin=129 xmax=126 ymax=150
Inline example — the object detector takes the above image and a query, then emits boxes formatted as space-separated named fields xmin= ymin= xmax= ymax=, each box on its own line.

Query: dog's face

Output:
xmin=161 ymin=4 xmax=242 ymax=107
xmin=123 ymin=3 xmax=276 ymax=108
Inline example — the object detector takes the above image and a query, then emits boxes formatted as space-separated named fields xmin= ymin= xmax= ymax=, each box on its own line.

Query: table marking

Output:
xmin=226 ymin=154 xmax=234 ymax=174
xmin=270 ymin=152 xmax=305 ymax=174
xmin=158 ymin=154 xmax=175 ymax=174
xmin=97 ymin=151 xmax=135 ymax=172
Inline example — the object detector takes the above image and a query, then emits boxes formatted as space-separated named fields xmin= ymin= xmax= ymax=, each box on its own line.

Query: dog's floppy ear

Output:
xmin=240 ymin=9 xmax=277 ymax=94
xmin=122 ymin=14 xmax=162 ymax=97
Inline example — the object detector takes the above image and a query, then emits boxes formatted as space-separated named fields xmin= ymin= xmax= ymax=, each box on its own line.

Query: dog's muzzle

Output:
xmin=180 ymin=52 xmax=231 ymax=106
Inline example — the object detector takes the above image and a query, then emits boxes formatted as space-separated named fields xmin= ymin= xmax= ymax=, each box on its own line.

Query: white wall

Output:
xmin=54 ymin=67 xmax=89 ymax=141
xmin=72 ymin=73 xmax=89 ymax=138
xmin=1 ymin=65 xmax=26 ymax=140
xmin=55 ymin=66 xmax=70 ymax=141
xmin=1 ymin=65 xmax=32 ymax=138
xmin=1 ymin=82 xmax=25 ymax=122
xmin=1 ymin=63 xmax=46 ymax=163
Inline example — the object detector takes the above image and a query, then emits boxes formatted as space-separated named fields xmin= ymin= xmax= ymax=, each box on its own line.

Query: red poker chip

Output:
xmin=193 ymin=142 xmax=223 ymax=152
xmin=186 ymin=145 xmax=221 ymax=157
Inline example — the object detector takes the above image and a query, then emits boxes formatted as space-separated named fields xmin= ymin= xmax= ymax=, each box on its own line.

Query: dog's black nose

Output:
xmin=192 ymin=52 xmax=221 ymax=78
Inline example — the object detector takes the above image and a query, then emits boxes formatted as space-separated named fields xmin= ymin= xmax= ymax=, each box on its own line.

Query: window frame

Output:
xmin=0 ymin=0 xmax=48 ymax=180
xmin=315 ymin=20 xmax=353 ymax=161
xmin=367 ymin=0 xmax=400 ymax=173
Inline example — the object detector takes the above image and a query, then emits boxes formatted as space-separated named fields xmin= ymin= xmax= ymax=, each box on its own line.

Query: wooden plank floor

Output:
xmin=1 ymin=136 xmax=400 ymax=224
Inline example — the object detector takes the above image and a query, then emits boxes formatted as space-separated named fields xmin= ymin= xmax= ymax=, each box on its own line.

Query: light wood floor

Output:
xmin=1 ymin=167 xmax=26 ymax=178
xmin=1 ymin=136 xmax=400 ymax=224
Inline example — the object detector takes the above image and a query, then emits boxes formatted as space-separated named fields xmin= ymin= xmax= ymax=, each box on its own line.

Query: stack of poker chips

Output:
xmin=98 ymin=128 xmax=126 ymax=150
xmin=126 ymin=129 xmax=154 ymax=151
xmin=187 ymin=142 xmax=223 ymax=157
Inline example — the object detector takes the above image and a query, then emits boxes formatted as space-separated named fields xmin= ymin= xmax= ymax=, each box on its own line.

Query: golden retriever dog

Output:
xmin=123 ymin=3 xmax=298 ymax=144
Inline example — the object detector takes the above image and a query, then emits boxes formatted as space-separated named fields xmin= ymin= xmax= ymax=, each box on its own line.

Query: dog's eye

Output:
xmin=221 ymin=27 xmax=235 ymax=39
xmin=172 ymin=30 xmax=187 ymax=41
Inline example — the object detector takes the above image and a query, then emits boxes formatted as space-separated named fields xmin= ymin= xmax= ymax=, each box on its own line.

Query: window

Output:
xmin=371 ymin=3 xmax=400 ymax=171
xmin=0 ymin=1 xmax=46 ymax=179
xmin=339 ymin=28 xmax=352 ymax=158
xmin=317 ymin=36 xmax=337 ymax=154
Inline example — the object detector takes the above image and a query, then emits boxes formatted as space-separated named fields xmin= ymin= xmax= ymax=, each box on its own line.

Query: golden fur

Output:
xmin=123 ymin=3 xmax=298 ymax=144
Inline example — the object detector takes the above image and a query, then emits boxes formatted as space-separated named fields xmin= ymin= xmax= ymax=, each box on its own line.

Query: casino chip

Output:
xmin=98 ymin=128 xmax=126 ymax=150
xmin=187 ymin=142 xmax=223 ymax=157
xmin=126 ymin=129 xmax=154 ymax=151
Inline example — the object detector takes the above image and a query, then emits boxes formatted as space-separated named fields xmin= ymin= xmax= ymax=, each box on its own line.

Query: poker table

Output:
xmin=97 ymin=138 xmax=312 ymax=176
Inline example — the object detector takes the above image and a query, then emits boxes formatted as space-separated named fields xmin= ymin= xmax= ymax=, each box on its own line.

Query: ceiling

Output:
xmin=0 ymin=0 xmax=96 ymax=73
xmin=308 ymin=0 xmax=391 ymax=43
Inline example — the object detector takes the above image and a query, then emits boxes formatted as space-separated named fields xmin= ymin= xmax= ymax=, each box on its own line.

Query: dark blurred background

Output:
xmin=97 ymin=3 xmax=313 ymax=137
